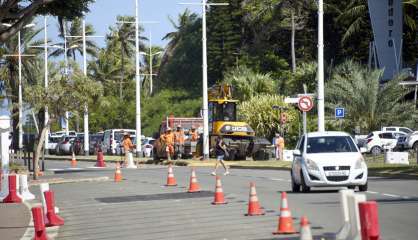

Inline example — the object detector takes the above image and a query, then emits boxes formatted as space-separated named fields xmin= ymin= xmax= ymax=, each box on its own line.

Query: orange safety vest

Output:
xmin=174 ymin=130 xmax=185 ymax=144
xmin=123 ymin=138 xmax=134 ymax=151
xmin=275 ymin=137 xmax=285 ymax=149
xmin=164 ymin=132 xmax=175 ymax=146
xmin=191 ymin=131 xmax=199 ymax=141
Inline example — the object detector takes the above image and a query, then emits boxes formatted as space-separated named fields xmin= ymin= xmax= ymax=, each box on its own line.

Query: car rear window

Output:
xmin=307 ymin=136 xmax=358 ymax=153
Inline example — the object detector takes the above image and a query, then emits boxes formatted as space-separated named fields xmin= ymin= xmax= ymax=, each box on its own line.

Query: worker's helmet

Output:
xmin=166 ymin=127 xmax=172 ymax=132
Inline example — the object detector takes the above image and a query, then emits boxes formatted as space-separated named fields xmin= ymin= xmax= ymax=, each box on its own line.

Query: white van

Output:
xmin=102 ymin=129 xmax=136 ymax=155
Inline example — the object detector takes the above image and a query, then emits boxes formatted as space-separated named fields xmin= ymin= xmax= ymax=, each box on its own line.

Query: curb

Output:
xmin=30 ymin=176 xmax=110 ymax=186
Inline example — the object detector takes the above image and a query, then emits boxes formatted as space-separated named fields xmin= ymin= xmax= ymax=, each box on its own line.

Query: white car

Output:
xmin=142 ymin=138 xmax=155 ymax=157
xmin=405 ymin=132 xmax=418 ymax=151
xmin=382 ymin=126 xmax=414 ymax=134
xmin=291 ymin=131 xmax=368 ymax=192
xmin=365 ymin=131 xmax=407 ymax=155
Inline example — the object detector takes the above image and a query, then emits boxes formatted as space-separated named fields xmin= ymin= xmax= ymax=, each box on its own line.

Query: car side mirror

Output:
xmin=360 ymin=147 xmax=367 ymax=154
xmin=293 ymin=149 xmax=302 ymax=156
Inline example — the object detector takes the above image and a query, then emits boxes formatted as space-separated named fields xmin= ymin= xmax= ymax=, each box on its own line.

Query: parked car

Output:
xmin=142 ymin=138 xmax=155 ymax=157
xmin=71 ymin=136 xmax=84 ymax=155
xmin=291 ymin=131 xmax=368 ymax=192
xmin=50 ymin=130 xmax=76 ymax=138
xmin=89 ymin=133 xmax=104 ymax=154
xmin=46 ymin=136 xmax=61 ymax=154
xmin=55 ymin=136 xmax=76 ymax=155
xmin=365 ymin=131 xmax=407 ymax=155
xmin=381 ymin=126 xmax=414 ymax=134
xmin=102 ymin=129 xmax=136 ymax=155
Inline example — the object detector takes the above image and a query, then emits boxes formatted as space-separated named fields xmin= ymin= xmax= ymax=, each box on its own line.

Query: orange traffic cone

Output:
xmin=273 ymin=192 xmax=296 ymax=234
xmin=70 ymin=152 xmax=77 ymax=167
xmin=188 ymin=168 xmax=201 ymax=192
xmin=212 ymin=176 xmax=227 ymax=205
xmin=71 ymin=152 xmax=77 ymax=167
xmin=165 ymin=164 xmax=177 ymax=186
xmin=114 ymin=162 xmax=122 ymax=182
xmin=246 ymin=182 xmax=265 ymax=216
xmin=299 ymin=216 xmax=313 ymax=240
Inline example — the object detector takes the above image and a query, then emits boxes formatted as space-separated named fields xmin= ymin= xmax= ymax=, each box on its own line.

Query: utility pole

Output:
xmin=140 ymin=32 xmax=162 ymax=96
xmin=317 ymin=0 xmax=325 ymax=132
xmin=66 ymin=19 xmax=103 ymax=156
xmin=180 ymin=0 xmax=228 ymax=160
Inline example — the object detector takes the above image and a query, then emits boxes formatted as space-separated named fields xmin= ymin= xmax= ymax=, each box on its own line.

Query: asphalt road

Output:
xmin=30 ymin=160 xmax=418 ymax=240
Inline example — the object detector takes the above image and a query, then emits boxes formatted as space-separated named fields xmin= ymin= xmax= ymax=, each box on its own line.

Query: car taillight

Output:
xmin=367 ymin=138 xmax=372 ymax=144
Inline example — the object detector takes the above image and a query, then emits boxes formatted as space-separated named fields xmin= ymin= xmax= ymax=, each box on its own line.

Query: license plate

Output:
xmin=326 ymin=170 xmax=349 ymax=176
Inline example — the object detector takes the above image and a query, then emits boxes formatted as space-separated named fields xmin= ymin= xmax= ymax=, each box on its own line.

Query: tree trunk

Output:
xmin=33 ymin=121 xmax=50 ymax=180
xmin=291 ymin=10 xmax=296 ymax=73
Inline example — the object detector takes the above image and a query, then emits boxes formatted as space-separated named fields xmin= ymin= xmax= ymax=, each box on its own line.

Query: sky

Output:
xmin=35 ymin=0 xmax=200 ymax=49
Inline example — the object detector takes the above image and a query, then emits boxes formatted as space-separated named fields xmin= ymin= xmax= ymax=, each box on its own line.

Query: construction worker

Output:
xmin=174 ymin=125 xmax=185 ymax=159
xmin=122 ymin=132 xmax=135 ymax=166
xmin=275 ymin=133 xmax=285 ymax=160
xmin=190 ymin=126 xmax=199 ymax=159
xmin=162 ymin=128 xmax=175 ymax=160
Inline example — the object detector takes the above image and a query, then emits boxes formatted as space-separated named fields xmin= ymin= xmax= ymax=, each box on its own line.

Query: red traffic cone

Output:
xmin=32 ymin=206 xmax=48 ymax=240
xmin=273 ymin=192 xmax=296 ymax=234
xmin=212 ymin=176 xmax=227 ymax=205
xmin=95 ymin=150 xmax=106 ymax=167
xmin=114 ymin=162 xmax=122 ymax=182
xmin=246 ymin=182 xmax=265 ymax=216
xmin=188 ymin=168 xmax=201 ymax=193
xmin=165 ymin=164 xmax=177 ymax=186
xmin=3 ymin=175 xmax=22 ymax=203
xmin=44 ymin=191 xmax=64 ymax=227
xmin=70 ymin=152 xmax=77 ymax=167
xmin=299 ymin=216 xmax=313 ymax=240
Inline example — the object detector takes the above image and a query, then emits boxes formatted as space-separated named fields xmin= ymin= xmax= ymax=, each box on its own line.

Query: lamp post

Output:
xmin=179 ymin=0 xmax=228 ymax=160
xmin=117 ymin=1 xmax=158 ymax=156
xmin=2 ymin=22 xmax=35 ymax=155
xmin=66 ymin=19 xmax=104 ymax=156
xmin=139 ymin=40 xmax=162 ymax=96
xmin=317 ymin=0 xmax=325 ymax=132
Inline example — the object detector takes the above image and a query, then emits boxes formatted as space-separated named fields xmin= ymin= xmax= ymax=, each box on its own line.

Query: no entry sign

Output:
xmin=298 ymin=96 xmax=314 ymax=112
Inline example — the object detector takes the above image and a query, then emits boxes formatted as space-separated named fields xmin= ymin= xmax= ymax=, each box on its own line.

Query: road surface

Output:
xmin=30 ymin=160 xmax=418 ymax=240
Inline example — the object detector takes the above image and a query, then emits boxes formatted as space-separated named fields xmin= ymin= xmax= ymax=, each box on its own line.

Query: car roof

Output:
xmin=306 ymin=131 xmax=351 ymax=137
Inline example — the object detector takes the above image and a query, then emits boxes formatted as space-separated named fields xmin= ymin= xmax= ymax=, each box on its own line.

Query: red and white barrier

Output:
xmin=40 ymin=183 xmax=59 ymax=214
xmin=359 ymin=201 xmax=380 ymax=240
xmin=19 ymin=174 xmax=35 ymax=201
xmin=336 ymin=189 xmax=355 ymax=240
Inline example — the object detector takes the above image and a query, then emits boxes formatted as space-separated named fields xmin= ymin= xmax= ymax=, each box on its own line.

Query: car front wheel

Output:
xmin=291 ymin=171 xmax=300 ymax=192
xmin=371 ymin=146 xmax=382 ymax=156
xmin=300 ymin=170 xmax=311 ymax=192
xmin=359 ymin=182 xmax=368 ymax=192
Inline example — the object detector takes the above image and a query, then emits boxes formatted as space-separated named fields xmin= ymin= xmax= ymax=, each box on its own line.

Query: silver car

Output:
xmin=55 ymin=136 xmax=76 ymax=155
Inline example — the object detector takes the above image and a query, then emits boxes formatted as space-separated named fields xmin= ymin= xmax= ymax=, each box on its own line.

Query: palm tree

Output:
xmin=161 ymin=9 xmax=199 ymax=68
xmin=106 ymin=15 xmax=146 ymax=97
xmin=326 ymin=60 xmax=417 ymax=133
xmin=337 ymin=0 xmax=417 ymax=44
xmin=50 ymin=17 xmax=98 ymax=61
xmin=0 ymin=27 xmax=43 ymax=149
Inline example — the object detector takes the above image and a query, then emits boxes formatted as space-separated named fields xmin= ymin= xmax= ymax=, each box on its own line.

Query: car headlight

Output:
xmin=355 ymin=157 xmax=365 ymax=169
xmin=306 ymin=159 xmax=319 ymax=171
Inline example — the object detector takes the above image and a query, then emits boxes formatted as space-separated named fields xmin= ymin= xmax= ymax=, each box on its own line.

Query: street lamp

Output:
xmin=317 ymin=0 xmax=325 ymax=132
xmin=139 ymin=44 xmax=162 ymax=95
xmin=179 ymin=0 xmax=228 ymax=160
xmin=2 ymin=22 xmax=35 ymax=154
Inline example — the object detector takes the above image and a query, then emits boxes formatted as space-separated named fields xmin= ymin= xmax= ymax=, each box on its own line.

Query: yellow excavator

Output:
xmin=206 ymin=84 xmax=270 ymax=160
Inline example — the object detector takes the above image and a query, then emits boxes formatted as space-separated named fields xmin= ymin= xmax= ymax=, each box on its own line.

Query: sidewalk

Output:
xmin=0 ymin=203 xmax=31 ymax=240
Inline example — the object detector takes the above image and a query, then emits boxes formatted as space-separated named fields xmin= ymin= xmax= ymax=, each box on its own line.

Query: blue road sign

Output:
xmin=335 ymin=108 xmax=345 ymax=118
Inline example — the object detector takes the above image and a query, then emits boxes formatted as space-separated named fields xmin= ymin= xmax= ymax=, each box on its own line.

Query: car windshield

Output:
xmin=307 ymin=136 xmax=358 ymax=153
xmin=90 ymin=135 xmax=102 ymax=141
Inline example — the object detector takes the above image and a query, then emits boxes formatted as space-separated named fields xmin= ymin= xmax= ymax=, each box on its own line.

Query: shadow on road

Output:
xmin=95 ymin=190 xmax=214 ymax=203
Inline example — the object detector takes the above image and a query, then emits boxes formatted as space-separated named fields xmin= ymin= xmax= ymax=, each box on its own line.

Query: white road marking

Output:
xmin=382 ymin=193 xmax=401 ymax=198
xmin=366 ymin=191 xmax=379 ymax=194
xmin=270 ymin=178 xmax=285 ymax=181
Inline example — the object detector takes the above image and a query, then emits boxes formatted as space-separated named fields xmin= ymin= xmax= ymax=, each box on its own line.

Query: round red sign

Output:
xmin=298 ymin=96 xmax=314 ymax=112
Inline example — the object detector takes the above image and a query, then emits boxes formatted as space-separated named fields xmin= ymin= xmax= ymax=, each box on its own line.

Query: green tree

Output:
xmin=0 ymin=0 xmax=94 ymax=42
xmin=326 ymin=60 xmax=417 ymax=133
xmin=25 ymin=66 xmax=103 ymax=179
xmin=222 ymin=65 xmax=276 ymax=102
xmin=239 ymin=94 xmax=300 ymax=146
xmin=50 ymin=17 xmax=98 ymax=61
xmin=106 ymin=15 xmax=147 ymax=98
